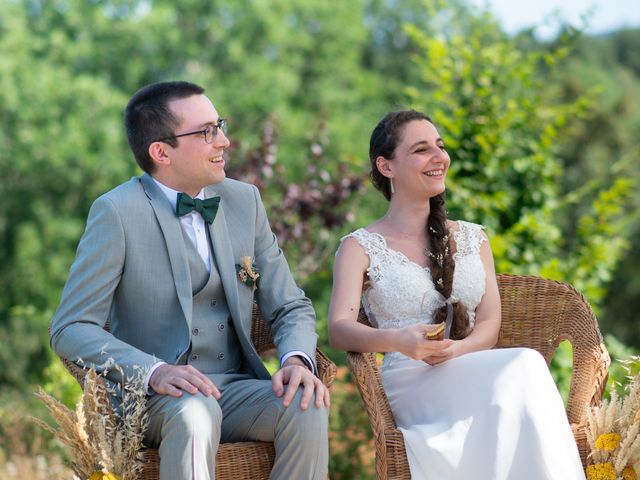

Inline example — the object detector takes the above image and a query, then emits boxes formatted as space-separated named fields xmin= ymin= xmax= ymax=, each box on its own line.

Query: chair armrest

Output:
xmin=347 ymin=351 xmax=392 ymax=475
xmin=316 ymin=348 xmax=337 ymax=388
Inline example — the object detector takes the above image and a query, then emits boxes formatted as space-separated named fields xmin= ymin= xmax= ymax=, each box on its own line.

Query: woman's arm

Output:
xmin=458 ymin=231 xmax=502 ymax=350
xmin=328 ymin=237 xmax=452 ymax=359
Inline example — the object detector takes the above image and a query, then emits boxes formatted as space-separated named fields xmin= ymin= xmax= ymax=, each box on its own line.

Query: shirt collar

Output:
xmin=151 ymin=177 xmax=204 ymax=210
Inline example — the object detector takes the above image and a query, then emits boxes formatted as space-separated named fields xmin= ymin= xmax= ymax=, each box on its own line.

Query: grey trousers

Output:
xmin=144 ymin=378 xmax=329 ymax=480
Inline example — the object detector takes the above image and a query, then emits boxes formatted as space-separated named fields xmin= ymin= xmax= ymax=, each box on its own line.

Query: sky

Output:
xmin=468 ymin=0 xmax=640 ymax=39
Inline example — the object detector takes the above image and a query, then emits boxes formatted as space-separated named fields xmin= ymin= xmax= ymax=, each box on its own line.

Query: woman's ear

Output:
xmin=148 ymin=141 xmax=171 ymax=167
xmin=376 ymin=155 xmax=394 ymax=179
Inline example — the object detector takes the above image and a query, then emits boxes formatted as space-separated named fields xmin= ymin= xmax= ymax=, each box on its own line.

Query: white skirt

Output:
xmin=381 ymin=347 xmax=586 ymax=480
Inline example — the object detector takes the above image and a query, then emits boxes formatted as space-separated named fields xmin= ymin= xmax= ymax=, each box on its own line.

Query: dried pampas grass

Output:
xmin=586 ymin=356 xmax=640 ymax=480
xmin=33 ymin=367 xmax=148 ymax=480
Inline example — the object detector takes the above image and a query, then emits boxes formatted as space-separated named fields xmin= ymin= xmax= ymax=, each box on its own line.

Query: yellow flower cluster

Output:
xmin=586 ymin=359 xmax=640 ymax=480
xmin=89 ymin=472 xmax=121 ymax=480
xmin=622 ymin=465 xmax=638 ymax=480
xmin=586 ymin=462 xmax=617 ymax=480
xmin=595 ymin=432 xmax=622 ymax=452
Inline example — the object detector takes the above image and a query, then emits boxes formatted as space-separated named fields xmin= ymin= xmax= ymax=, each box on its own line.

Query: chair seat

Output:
xmin=137 ymin=442 xmax=275 ymax=480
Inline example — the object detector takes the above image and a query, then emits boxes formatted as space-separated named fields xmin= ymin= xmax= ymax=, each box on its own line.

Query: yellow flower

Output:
xmin=595 ymin=432 xmax=622 ymax=452
xmin=89 ymin=472 xmax=121 ymax=480
xmin=622 ymin=465 xmax=638 ymax=480
xmin=585 ymin=462 xmax=617 ymax=480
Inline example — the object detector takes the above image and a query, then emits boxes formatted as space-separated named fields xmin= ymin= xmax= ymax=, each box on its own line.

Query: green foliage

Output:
xmin=328 ymin=367 xmax=375 ymax=479
xmin=550 ymin=335 xmax=640 ymax=405
xmin=549 ymin=340 xmax=573 ymax=404
xmin=42 ymin=358 xmax=82 ymax=408
xmin=0 ymin=306 xmax=51 ymax=386
xmin=553 ymin=28 xmax=640 ymax=346
xmin=603 ymin=335 xmax=640 ymax=398
xmin=403 ymin=0 xmax=634 ymax=310
xmin=0 ymin=6 xmax=133 ymax=387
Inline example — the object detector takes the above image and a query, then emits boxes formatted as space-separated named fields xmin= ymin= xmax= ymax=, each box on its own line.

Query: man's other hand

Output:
xmin=272 ymin=357 xmax=330 ymax=410
xmin=149 ymin=364 xmax=221 ymax=399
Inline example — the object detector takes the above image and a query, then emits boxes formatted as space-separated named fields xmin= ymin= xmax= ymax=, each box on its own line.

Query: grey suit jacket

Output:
xmin=50 ymin=173 xmax=318 ymax=386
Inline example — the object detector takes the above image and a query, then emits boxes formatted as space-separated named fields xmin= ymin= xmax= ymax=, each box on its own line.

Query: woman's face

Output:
xmin=384 ymin=119 xmax=450 ymax=200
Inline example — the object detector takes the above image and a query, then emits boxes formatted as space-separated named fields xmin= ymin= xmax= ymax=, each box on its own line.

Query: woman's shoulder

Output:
xmin=340 ymin=227 xmax=387 ymax=256
xmin=448 ymin=220 xmax=487 ymax=254
xmin=447 ymin=219 xmax=485 ymax=233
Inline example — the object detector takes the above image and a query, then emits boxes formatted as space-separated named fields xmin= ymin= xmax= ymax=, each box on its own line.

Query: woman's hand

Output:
xmin=422 ymin=340 xmax=465 ymax=365
xmin=395 ymin=324 xmax=454 ymax=360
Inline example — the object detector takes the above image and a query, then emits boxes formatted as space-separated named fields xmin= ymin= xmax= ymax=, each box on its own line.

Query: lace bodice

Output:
xmin=343 ymin=221 xmax=487 ymax=346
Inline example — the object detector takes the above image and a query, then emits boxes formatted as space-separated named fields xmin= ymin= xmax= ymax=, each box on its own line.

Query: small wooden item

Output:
xmin=424 ymin=322 xmax=445 ymax=341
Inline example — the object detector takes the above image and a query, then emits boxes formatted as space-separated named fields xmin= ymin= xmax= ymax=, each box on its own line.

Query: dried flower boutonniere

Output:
xmin=236 ymin=256 xmax=260 ymax=292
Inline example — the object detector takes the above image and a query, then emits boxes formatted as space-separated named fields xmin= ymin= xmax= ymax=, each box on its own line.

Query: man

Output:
xmin=50 ymin=81 xmax=329 ymax=480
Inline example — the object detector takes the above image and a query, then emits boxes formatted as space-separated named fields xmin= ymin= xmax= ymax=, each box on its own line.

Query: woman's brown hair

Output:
xmin=369 ymin=110 xmax=471 ymax=339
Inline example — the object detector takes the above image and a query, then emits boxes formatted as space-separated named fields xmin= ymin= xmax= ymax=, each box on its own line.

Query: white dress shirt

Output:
xmin=153 ymin=178 xmax=211 ymax=271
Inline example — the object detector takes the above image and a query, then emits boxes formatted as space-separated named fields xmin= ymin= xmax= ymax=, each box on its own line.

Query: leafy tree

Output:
xmin=402 ymin=0 xmax=634 ymax=309
xmin=0 ymin=0 xmax=384 ymax=388
xmin=553 ymin=29 xmax=640 ymax=346
xmin=0 ymin=1 xmax=134 ymax=387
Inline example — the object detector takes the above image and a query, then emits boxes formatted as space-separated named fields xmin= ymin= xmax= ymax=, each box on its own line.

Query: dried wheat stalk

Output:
xmin=33 ymin=366 xmax=148 ymax=480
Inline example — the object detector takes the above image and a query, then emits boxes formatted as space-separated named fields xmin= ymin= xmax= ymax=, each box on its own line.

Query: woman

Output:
xmin=328 ymin=110 xmax=585 ymax=479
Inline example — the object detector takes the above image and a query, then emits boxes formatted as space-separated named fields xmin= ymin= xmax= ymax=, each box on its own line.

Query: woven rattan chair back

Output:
xmin=56 ymin=304 xmax=337 ymax=480
xmin=347 ymin=274 xmax=610 ymax=479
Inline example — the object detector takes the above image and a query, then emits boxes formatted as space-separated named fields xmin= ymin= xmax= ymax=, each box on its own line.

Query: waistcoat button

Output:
xmin=218 ymin=324 xmax=225 ymax=331
xmin=210 ymin=299 xmax=217 ymax=307
xmin=190 ymin=353 xmax=199 ymax=361
xmin=193 ymin=328 xmax=200 ymax=335
xmin=218 ymin=352 xmax=225 ymax=360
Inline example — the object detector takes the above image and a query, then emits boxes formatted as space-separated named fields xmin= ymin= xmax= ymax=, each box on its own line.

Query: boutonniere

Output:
xmin=235 ymin=256 xmax=260 ymax=292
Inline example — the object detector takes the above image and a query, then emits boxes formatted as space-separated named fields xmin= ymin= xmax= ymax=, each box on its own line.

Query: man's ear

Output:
xmin=148 ymin=141 xmax=171 ymax=167
xmin=375 ymin=155 xmax=394 ymax=179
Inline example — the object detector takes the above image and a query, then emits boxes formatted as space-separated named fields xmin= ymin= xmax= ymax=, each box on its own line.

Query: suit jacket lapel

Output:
xmin=140 ymin=174 xmax=193 ymax=324
xmin=206 ymin=189 xmax=248 ymax=339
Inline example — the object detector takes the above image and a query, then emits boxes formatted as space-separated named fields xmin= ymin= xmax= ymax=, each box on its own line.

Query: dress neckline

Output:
xmin=362 ymin=229 xmax=432 ymax=272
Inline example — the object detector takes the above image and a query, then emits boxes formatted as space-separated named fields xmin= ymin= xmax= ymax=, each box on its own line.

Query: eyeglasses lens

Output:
xmin=205 ymin=120 xmax=227 ymax=143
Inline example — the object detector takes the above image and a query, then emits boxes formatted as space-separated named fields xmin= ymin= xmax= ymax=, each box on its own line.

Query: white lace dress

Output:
xmin=345 ymin=222 xmax=586 ymax=480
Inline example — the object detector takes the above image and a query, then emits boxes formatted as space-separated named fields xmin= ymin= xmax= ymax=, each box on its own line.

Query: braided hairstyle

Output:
xmin=369 ymin=110 xmax=472 ymax=340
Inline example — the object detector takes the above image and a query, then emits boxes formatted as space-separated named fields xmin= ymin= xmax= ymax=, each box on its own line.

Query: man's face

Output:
xmin=163 ymin=94 xmax=230 ymax=195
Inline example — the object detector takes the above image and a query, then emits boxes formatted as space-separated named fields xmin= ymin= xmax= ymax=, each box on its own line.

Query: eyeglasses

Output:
xmin=156 ymin=119 xmax=227 ymax=144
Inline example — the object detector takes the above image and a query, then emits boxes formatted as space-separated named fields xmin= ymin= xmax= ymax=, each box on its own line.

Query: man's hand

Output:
xmin=149 ymin=364 xmax=221 ymax=399
xmin=272 ymin=357 xmax=330 ymax=410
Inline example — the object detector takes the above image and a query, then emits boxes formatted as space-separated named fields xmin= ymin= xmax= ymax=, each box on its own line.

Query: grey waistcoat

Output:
xmin=178 ymin=228 xmax=242 ymax=375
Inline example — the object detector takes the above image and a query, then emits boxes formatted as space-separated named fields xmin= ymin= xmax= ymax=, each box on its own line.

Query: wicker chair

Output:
xmin=347 ymin=274 xmax=610 ymax=479
xmin=56 ymin=304 xmax=337 ymax=480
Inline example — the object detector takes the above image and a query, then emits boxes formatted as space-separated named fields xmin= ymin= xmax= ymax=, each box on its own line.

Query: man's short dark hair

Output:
xmin=124 ymin=81 xmax=205 ymax=173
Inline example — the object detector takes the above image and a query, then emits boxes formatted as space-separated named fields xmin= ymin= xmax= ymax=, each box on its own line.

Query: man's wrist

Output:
xmin=145 ymin=361 xmax=167 ymax=395
xmin=283 ymin=355 xmax=312 ymax=371
xmin=281 ymin=350 xmax=315 ymax=374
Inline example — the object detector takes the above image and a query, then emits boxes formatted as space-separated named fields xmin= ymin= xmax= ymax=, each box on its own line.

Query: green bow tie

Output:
xmin=176 ymin=193 xmax=220 ymax=224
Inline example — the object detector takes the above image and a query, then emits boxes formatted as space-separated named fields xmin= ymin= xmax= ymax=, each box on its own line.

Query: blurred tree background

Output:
xmin=0 ymin=0 xmax=638 ymax=478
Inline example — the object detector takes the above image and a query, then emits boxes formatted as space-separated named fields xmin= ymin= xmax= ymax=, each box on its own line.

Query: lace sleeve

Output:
xmin=452 ymin=221 xmax=487 ymax=258
xmin=340 ymin=229 xmax=387 ymax=283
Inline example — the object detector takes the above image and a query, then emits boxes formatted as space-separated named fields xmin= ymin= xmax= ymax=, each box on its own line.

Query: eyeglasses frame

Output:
xmin=155 ymin=118 xmax=227 ymax=144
